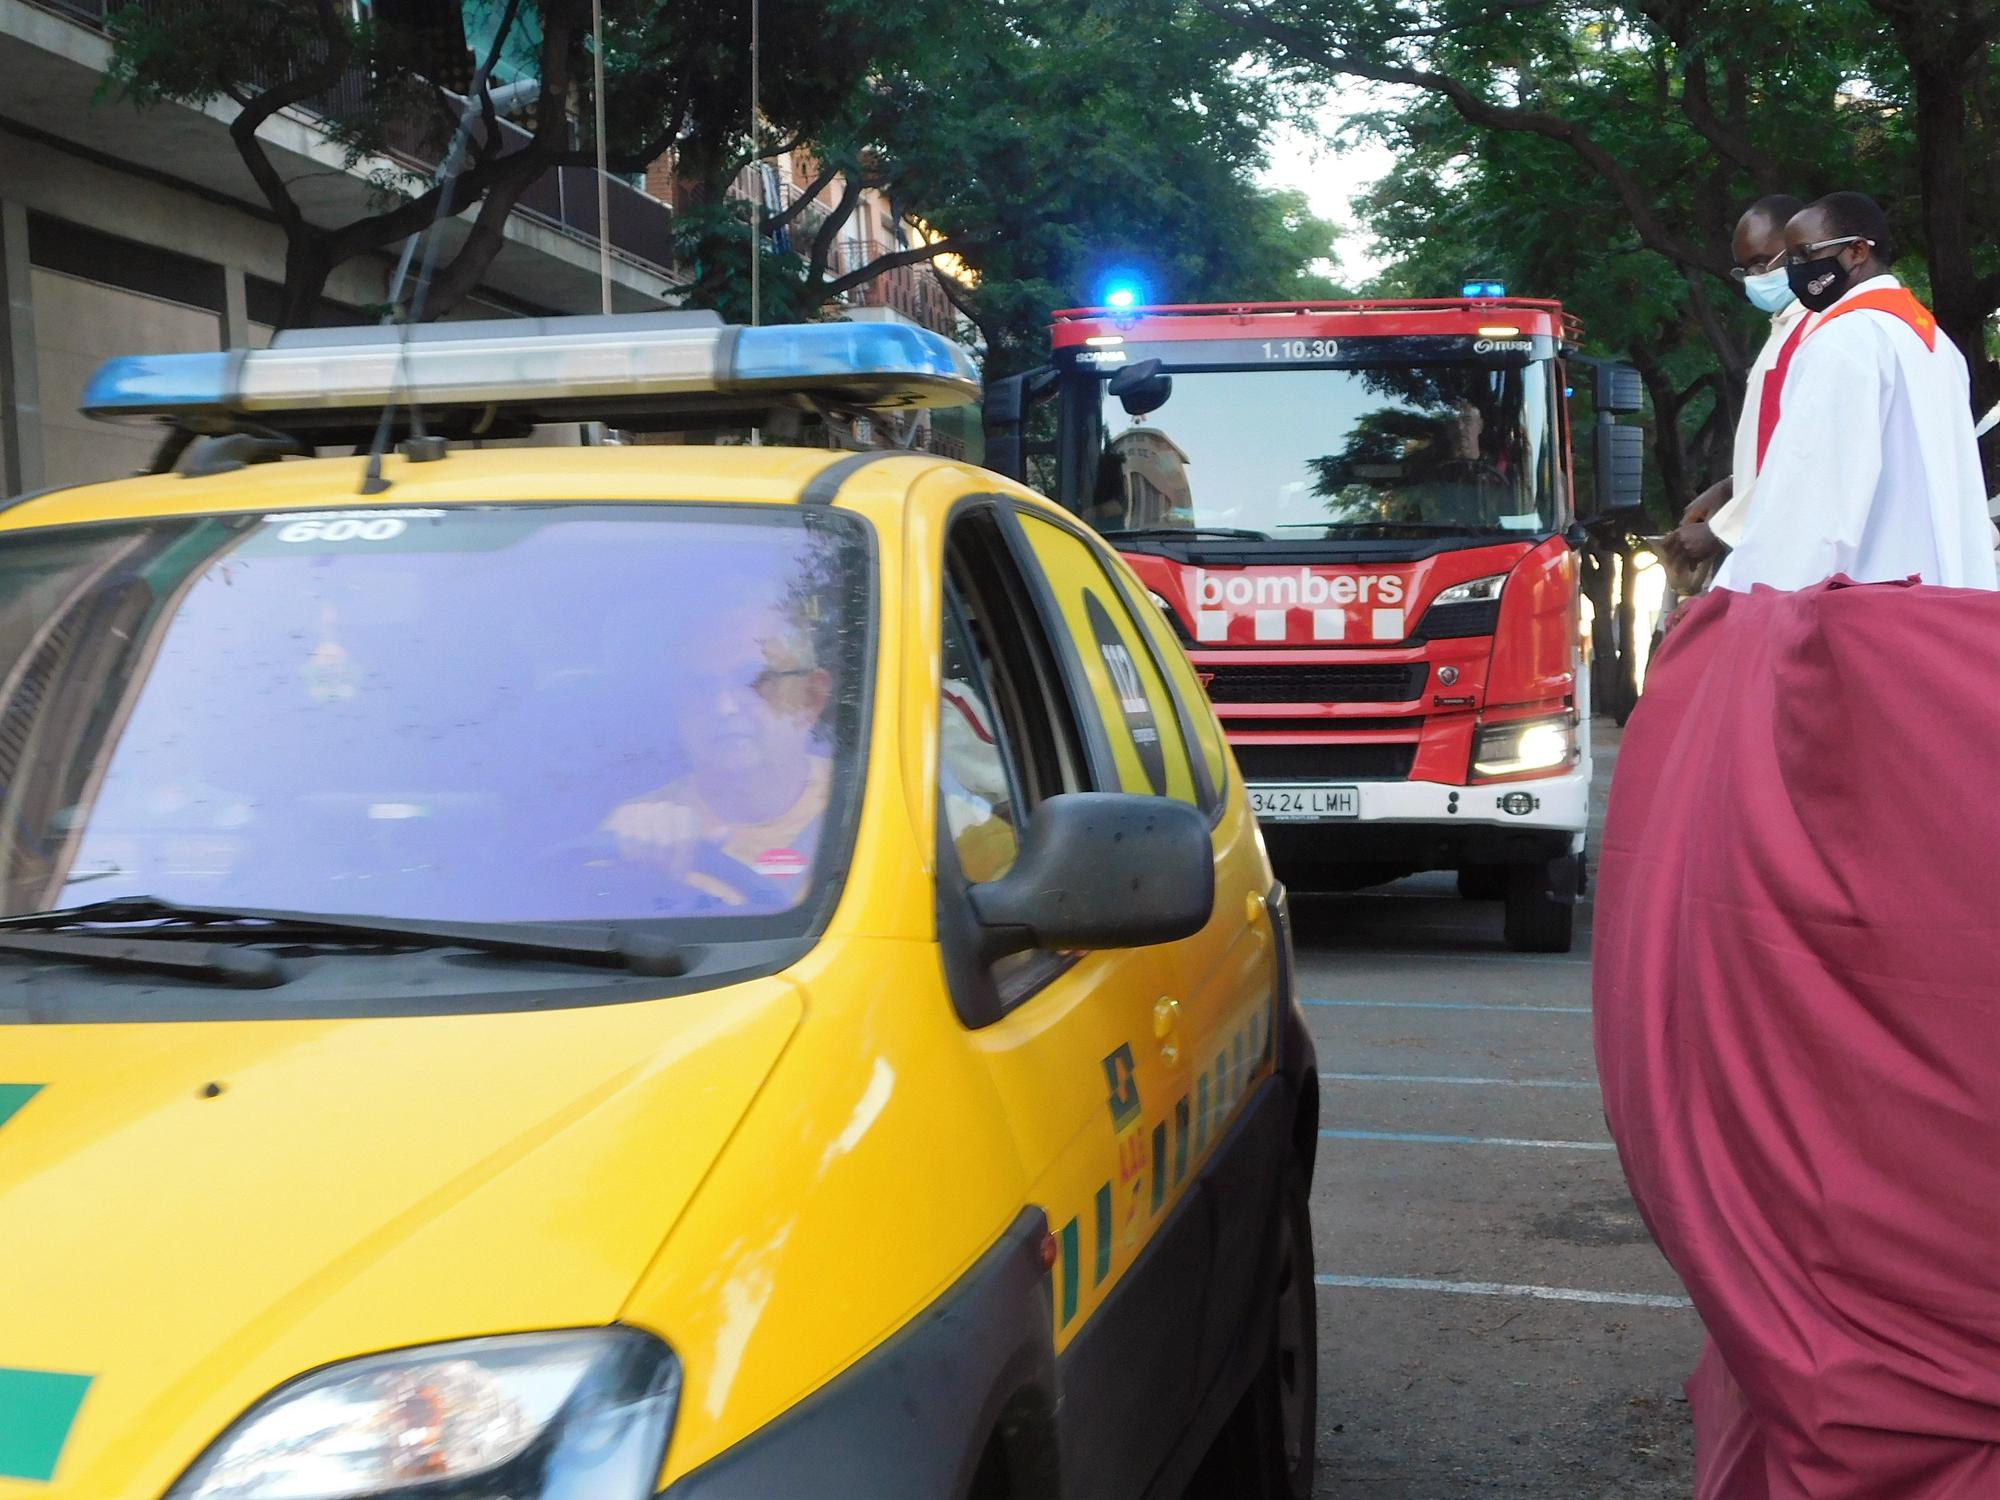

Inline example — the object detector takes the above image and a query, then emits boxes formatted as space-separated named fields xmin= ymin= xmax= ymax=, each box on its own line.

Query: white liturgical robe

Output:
xmin=1714 ymin=275 xmax=1998 ymax=592
xmin=1707 ymin=297 xmax=1811 ymax=549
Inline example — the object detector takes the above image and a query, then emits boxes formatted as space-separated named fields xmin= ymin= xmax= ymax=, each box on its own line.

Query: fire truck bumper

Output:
xmin=1252 ymin=759 xmax=1589 ymax=873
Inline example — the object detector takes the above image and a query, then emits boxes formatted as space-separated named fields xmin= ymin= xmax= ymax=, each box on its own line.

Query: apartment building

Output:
xmin=1 ymin=0 xmax=977 ymax=492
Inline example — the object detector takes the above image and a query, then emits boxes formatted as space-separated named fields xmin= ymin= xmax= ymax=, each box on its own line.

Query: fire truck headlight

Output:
xmin=1471 ymin=715 xmax=1576 ymax=780
xmin=1435 ymin=573 xmax=1507 ymax=606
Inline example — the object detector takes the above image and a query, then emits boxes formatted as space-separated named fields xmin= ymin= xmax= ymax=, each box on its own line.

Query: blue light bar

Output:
xmin=79 ymin=314 xmax=979 ymax=428
xmin=80 ymin=351 xmax=236 ymax=420
xmin=1461 ymin=279 xmax=1508 ymax=299
xmin=729 ymin=322 xmax=978 ymax=390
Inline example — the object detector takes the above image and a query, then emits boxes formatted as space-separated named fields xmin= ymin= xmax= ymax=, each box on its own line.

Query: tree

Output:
xmin=102 ymin=0 xmax=938 ymax=328
xmin=667 ymin=0 xmax=1344 ymax=373
xmin=1202 ymin=0 xmax=2000 ymax=493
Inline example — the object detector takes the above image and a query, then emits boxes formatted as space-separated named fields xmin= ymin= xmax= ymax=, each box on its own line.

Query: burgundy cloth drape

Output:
xmin=1594 ymin=578 xmax=2000 ymax=1499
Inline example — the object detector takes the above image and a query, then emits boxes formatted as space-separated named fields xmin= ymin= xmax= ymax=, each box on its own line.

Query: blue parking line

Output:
xmin=1302 ymin=998 xmax=1591 ymax=1015
xmin=1320 ymin=1128 xmax=1615 ymax=1151
xmin=1322 ymin=1071 xmax=1595 ymax=1091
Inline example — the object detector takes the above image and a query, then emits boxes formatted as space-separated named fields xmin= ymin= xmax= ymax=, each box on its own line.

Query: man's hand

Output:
xmin=1682 ymin=476 xmax=1733 ymax=526
xmin=603 ymin=798 xmax=703 ymax=877
xmin=1664 ymin=521 xmax=1728 ymax=566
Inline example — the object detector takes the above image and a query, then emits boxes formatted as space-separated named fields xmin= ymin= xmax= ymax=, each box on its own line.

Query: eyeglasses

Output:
xmin=1728 ymin=251 xmax=1787 ymax=283
xmin=691 ymin=665 xmax=816 ymax=704
xmin=1784 ymin=235 xmax=1872 ymax=268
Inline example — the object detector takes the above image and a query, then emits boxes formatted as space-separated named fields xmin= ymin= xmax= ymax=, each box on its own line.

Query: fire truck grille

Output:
xmin=1233 ymin=741 xmax=1419 ymax=782
xmin=1202 ymin=662 xmax=1428 ymax=704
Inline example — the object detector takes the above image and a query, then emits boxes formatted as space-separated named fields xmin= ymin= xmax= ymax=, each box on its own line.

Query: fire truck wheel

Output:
xmin=1456 ymin=865 xmax=1507 ymax=901
xmin=1503 ymin=859 xmax=1575 ymax=953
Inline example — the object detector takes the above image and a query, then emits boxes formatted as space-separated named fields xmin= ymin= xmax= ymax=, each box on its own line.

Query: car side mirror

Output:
xmin=1108 ymin=358 xmax=1173 ymax=417
xmin=969 ymin=793 xmax=1213 ymax=963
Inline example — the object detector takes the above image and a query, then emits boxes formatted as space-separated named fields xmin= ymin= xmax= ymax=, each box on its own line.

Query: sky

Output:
xmin=1258 ymin=103 xmax=1403 ymax=288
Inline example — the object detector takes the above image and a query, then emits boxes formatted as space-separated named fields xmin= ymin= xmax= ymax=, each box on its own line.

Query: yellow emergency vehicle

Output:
xmin=0 ymin=314 xmax=1319 ymax=1500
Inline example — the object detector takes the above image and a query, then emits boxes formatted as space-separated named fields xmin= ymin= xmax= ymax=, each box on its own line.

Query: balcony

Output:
xmin=11 ymin=0 xmax=679 ymax=294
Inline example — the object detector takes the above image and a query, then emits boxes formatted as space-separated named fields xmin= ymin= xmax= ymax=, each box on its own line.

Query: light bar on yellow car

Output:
xmin=80 ymin=312 xmax=981 ymax=429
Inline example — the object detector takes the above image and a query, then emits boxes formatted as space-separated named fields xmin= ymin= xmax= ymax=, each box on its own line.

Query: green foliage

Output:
xmin=1217 ymin=0 xmax=2000 ymax=503
xmin=104 ymin=0 xmax=1339 ymax=351
xmin=671 ymin=0 xmax=1346 ymax=372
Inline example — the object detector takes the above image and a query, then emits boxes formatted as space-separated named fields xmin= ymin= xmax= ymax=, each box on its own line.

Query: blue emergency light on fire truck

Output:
xmin=983 ymin=293 xmax=1647 ymax=953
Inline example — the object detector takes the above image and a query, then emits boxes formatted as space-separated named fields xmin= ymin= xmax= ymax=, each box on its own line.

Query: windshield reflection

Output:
xmin=1073 ymin=361 xmax=1559 ymax=539
xmin=0 ymin=506 xmax=870 ymax=929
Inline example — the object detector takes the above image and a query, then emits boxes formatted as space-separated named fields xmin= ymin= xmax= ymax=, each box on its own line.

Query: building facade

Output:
xmin=2 ymin=0 xmax=974 ymax=493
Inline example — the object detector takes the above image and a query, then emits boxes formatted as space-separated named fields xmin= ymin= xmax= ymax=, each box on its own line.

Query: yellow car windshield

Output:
xmin=0 ymin=503 xmax=871 ymax=932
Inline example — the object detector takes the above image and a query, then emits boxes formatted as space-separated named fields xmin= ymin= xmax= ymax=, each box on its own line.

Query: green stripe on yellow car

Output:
xmin=0 ymin=1084 xmax=40 ymax=1130
xmin=1093 ymin=1186 xmax=1112 ymax=1286
xmin=1059 ymin=1218 xmax=1080 ymax=1325
xmin=0 ymin=1369 xmax=92 ymax=1483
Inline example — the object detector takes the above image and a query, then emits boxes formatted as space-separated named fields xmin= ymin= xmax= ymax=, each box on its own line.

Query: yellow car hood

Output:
xmin=0 ymin=979 xmax=802 ymax=1498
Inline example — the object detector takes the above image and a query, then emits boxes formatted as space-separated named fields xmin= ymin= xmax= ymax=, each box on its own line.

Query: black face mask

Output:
xmin=1788 ymin=254 xmax=1854 ymax=313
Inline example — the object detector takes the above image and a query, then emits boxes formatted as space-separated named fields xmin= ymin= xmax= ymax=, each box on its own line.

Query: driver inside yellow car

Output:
xmin=604 ymin=604 xmax=832 ymax=910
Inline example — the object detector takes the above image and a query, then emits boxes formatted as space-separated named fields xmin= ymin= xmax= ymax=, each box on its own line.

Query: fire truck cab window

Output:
xmin=1072 ymin=357 xmax=1561 ymax=540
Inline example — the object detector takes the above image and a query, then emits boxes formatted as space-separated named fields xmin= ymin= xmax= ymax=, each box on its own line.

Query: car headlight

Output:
xmin=1471 ymin=715 xmax=1576 ymax=779
xmin=1434 ymin=573 xmax=1507 ymax=605
xmin=166 ymin=1329 xmax=678 ymax=1500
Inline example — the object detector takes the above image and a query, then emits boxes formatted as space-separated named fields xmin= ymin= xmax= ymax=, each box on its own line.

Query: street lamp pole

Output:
xmin=749 ymin=0 xmax=761 ymax=327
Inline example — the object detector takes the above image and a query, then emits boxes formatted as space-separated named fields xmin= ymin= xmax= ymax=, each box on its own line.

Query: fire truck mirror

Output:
xmin=1593 ymin=422 xmax=1647 ymax=516
xmin=1594 ymin=362 xmax=1644 ymax=415
xmin=982 ymin=367 xmax=1057 ymax=482
xmin=1109 ymin=358 xmax=1173 ymax=417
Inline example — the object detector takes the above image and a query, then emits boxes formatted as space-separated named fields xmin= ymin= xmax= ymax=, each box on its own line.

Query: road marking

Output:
xmin=1322 ymin=1071 xmax=1596 ymax=1091
xmin=1314 ymin=1274 xmax=1691 ymax=1310
xmin=1320 ymin=1128 xmax=1615 ymax=1151
xmin=1302 ymin=998 xmax=1591 ymax=1015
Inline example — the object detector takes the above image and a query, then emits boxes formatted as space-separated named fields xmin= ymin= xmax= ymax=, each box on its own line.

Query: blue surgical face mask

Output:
xmin=1743 ymin=266 xmax=1797 ymax=315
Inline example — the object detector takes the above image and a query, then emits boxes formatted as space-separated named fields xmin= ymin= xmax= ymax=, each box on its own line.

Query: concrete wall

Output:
xmin=33 ymin=268 xmax=221 ymax=485
xmin=0 ymin=127 xmax=557 ymax=493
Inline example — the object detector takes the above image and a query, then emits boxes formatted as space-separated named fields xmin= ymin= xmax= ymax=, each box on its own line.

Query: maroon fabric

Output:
xmin=1595 ymin=578 xmax=2000 ymax=1499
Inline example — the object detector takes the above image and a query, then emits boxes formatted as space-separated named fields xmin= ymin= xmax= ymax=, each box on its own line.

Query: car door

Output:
xmin=1012 ymin=508 xmax=1288 ymax=1414
xmin=926 ymin=500 xmax=1205 ymax=1498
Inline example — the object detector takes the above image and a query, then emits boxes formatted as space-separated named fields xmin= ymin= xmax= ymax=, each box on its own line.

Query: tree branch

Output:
xmin=1199 ymin=0 xmax=1733 ymax=280
xmin=1633 ymin=1 xmax=1787 ymax=191
xmin=1371 ymin=0 xmax=1555 ymax=42
xmin=816 ymin=238 xmax=971 ymax=301
xmin=807 ymin=176 xmax=864 ymax=286
xmin=765 ymin=161 xmax=844 ymax=233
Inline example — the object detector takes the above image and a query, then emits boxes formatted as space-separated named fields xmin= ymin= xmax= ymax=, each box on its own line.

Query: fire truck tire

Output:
xmin=1503 ymin=860 xmax=1575 ymax=952
xmin=1456 ymin=865 xmax=1507 ymax=901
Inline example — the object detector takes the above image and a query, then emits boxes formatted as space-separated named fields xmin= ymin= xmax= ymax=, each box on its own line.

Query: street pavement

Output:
xmin=1292 ymin=721 xmax=1704 ymax=1497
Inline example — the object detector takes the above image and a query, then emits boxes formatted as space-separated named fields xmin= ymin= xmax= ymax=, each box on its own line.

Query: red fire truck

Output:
xmin=984 ymin=295 xmax=1644 ymax=952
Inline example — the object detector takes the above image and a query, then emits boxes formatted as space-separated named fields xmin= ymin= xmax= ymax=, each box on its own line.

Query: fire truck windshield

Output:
xmin=1061 ymin=356 xmax=1561 ymax=542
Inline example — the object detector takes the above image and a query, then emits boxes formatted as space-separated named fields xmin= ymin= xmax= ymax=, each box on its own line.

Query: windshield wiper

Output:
xmin=0 ymin=929 xmax=285 ymax=988
xmin=0 ymin=897 xmax=686 ymax=977
xmin=1100 ymin=526 xmax=1269 ymax=541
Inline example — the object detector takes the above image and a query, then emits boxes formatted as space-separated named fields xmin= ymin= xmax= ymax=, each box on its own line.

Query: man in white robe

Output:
xmin=1667 ymin=196 xmax=1810 ymax=576
xmin=1714 ymin=193 xmax=1998 ymax=592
